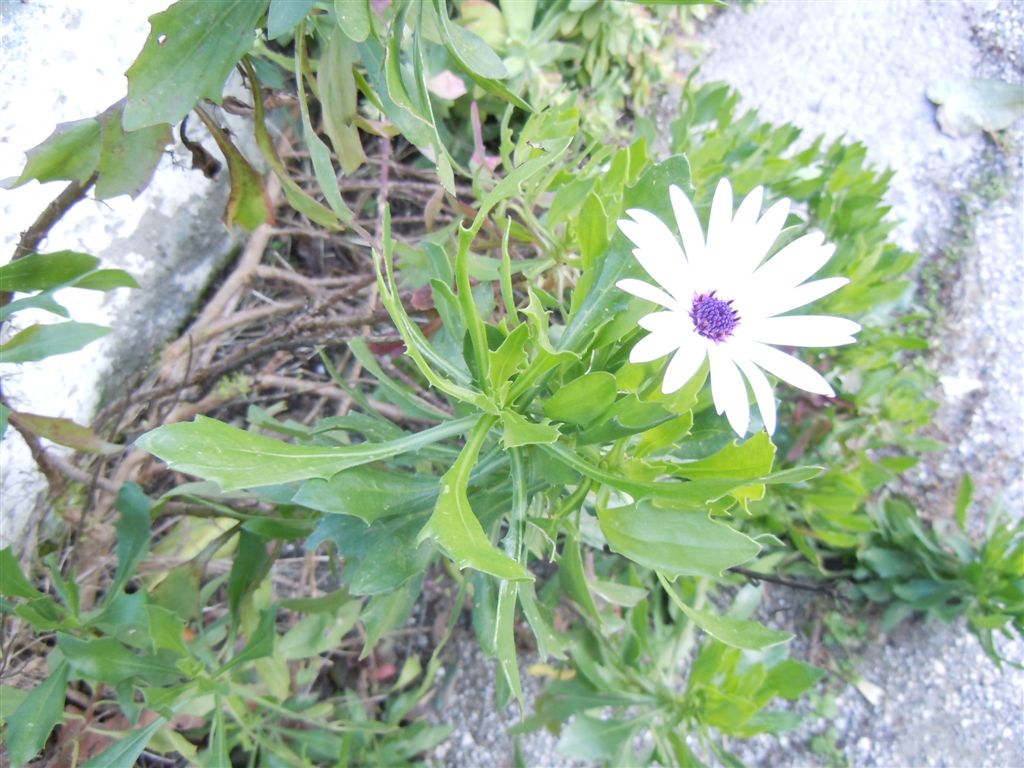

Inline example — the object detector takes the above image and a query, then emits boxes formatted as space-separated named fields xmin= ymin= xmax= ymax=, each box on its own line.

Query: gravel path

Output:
xmin=430 ymin=2 xmax=1024 ymax=766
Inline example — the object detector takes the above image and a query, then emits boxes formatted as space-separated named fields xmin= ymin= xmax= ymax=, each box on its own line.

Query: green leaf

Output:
xmin=598 ymin=501 xmax=760 ymax=579
xmin=72 ymin=269 xmax=139 ymax=291
xmin=556 ymin=714 xmax=637 ymax=762
xmin=110 ymin=483 xmax=152 ymax=597
xmin=361 ymin=579 xmax=419 ymax=657
xmin=10 ymin=118 xmax=101 ymax=186
xmin=306 ymin=515 xmax=431 ymax=595
xmin=0 ymin=322 xmax=109 ymax=364
xmin=295 ymin=30 xmax=354 ymax=223
xmin=335 ymin=0 xmax=373 ymax=42
xmin=0 ymin=292 xmax=69 ymax=324
xmin=668 ymin=432 xmax=776 ymax=479
xmin=280 ymin=601 xmax=361 ymax=660
xmin=578 ymin=192 xmax=609 ymax=270
xmin=319 ymin=26 xmax=366 ymax=174
xmin=7 ymin=412 xmax=122 ymax=455
xmin=576 ymin=394 xmax=673 ymax=445
xmin=227 ymin=529 xmax=269 ymax=623
xmin=217 ymin=607 xmax=277 ymax=675
xmin=495 ymin=580 xmax=524 ymax=709
xmin=81 ymin=716 xmax=167 ymax=768
xmin=0 ymin=686 xmax=28 ymax=725
xmin=0 ymin=546 xmax=43 ymax=599
xmin=955 ymin=474 xmax=973 ymax=531
xmin=661 ymin=578 xmax=792 ymax=650
xmin=58 ymin=634 xmax=181 ymax=685
xmin=417 ymin=416 xmax=531 ymax=581
xmin=6 ymin=660 xmax=69 ymax=767
xmin=927 ymin=77 xmax=1024 ymax=137
xmin=267 ymin=0 xmax=316 ymax=38
xmin=203 ymin=703 xmax=229 ymax=768
xmin=293 ymin=466 xmax=438 ymax=523
xmin=543 ymin=372 xmax=617 ymax=426
xmin=500 ymin=409 xmax=560 ymax=448
xmin=427 ymin=0 xmax=529 ymax=112
xmin=542 ymin=442 xmax=752 ymax=509
xmin=0 ymin=403 xmax=8 ymax=440
xmin=194 ymin=108 xmax=272 ymax=230
xmin=136 ymin=414 xmax=475 ymax=491
xmin=124 ymin=0 xmax=269 ymax=130
xmin=756 ymin=660 xmax=826 ymax=705
xmin=0 ymin=251 xmax=98 ymax=293
xmin=431 ymin=0 xmax=507 ymax=79
xmin=245 ymin=59 xmax=345 ymax=231
xmin=95 ymin=102 xmax=171 ymax=199
xmin=146 ymin=605 xmax=190 ymax=657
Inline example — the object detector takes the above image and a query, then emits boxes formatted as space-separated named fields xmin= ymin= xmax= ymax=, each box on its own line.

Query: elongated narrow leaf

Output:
xmin=217 ymin=607 xmax=277 ymax=675
xmin=659 ymin=576 xmax=792 ymax=650
xmin=426 ymin=0 xmax=530 ymax=112
xmin=7 ymin=412 xmax=122 ymax=455
xmin=6 ymin=660 xmax=69 ymax=767
xmin=81 ymin=716 xmax=167 ymax=768
xmin=137 ymin=414 xmax=475 ymax=491
xmin=109 ymin=483 xmax=152 ymax=597
xmin=319 ymin=26 xmax=366 ymax=174
xmin=194 ymin=108 xmax=272 ymax=230
xmin=295 ymin=30 xmax=353 ymax=222
xmin=431 ymin=0 xmax=506 ymax=79
xmin=0 ymin=251 xmax=98 ymax=293
xmin=543 ymin=373 xmax=616 ymax=426
xmin=124 ymin=0 xmax=269 ymax=130
xmin=599 ymin=501 xmax=760 ymax=579
xmin=245 ymin=59 xmax=345 ymax=231
xmin=0 ymin=322 xmax=109 ymax=364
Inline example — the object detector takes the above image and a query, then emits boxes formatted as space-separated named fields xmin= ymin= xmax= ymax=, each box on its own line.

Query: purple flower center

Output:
xmin=690 ymin=291 xmax=739 ymax=342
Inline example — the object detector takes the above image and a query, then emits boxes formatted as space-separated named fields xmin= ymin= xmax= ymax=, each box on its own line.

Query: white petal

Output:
xmin=752 ymin=233 xmax=834 ymax=291
xmin=741 ymin=197 xmax=790 ymax=274
xmin=708 ymin=345 xmax=750 ymax=436
xmin=747 ymin=315 xmax=861 ymax=348
xmin=733 ymin=353 xmax=777 ymax=435
xmin=618 ymin=210 xmax=690 ymax=298
xmin=638 ymin=310 xmax=682 ymax=334
xmin=730 ymin=186 xmax=764 ymax=261
xmin=662 ymin=334 xmax=707 ymax=393
xmin=616 ymin=278 xmax=679 ymax=310
xmin=629 ymin=330 xmax=680 ymax=364
xmin=752 ymin=277 xmax=849 ymax=318
xmin=669 ymin=185 xmax=708 ymax=276
xmin=706 ymin=178 xmax=734 ymax=259
xmin=744 ymin=341 xmax=835 ymax=396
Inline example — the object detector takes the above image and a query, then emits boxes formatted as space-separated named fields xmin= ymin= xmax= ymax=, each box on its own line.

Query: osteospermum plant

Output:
xmin=618 ymin=178 xmax=861 ymax=436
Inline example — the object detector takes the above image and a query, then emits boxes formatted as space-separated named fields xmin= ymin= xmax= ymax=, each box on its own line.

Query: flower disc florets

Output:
xmin=690 ymin=291 xmax=739 ymax=342
xmin=615 ymin=178 xmax=861 ymax=437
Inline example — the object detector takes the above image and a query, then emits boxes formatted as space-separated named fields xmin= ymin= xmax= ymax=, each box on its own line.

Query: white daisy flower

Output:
xmin=616 ymin=178 xmax=861 ymax=437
